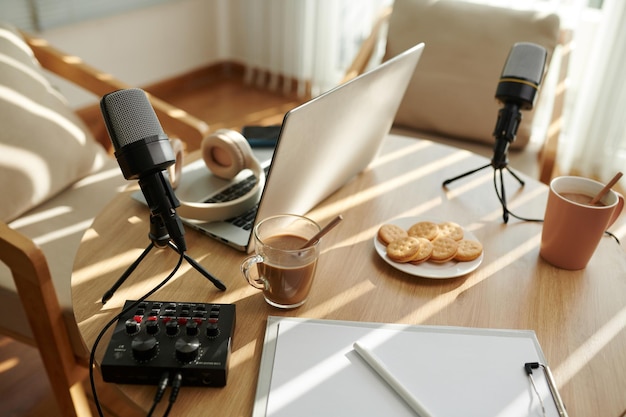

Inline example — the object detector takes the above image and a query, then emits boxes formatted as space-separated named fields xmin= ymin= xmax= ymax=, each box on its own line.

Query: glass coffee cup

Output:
xmin=241 ymin=214 xmax=321 ymax=308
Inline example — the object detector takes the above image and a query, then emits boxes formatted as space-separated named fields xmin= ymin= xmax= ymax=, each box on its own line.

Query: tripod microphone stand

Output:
xmin=442 ymin=42 xmax=550 ymax=224
xmin=442 ymin=103 xmax=525 ymax=224
xmin=101 ymin=213 xmax=226 ymax=304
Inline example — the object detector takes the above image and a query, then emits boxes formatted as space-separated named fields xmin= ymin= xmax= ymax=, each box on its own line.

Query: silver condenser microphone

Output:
xmin=101 ymin=88 xmax=187 ymax=252
xmin=492 ymin=42 xmax=547 ymax=168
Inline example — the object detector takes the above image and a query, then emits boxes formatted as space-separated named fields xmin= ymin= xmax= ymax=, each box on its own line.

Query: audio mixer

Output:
xmin=101 ymin=300 xmax=235 ymax=387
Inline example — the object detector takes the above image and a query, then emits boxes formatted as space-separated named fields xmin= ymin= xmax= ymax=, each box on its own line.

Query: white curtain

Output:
xmin=560 ymin=0 xmax=626 ymax=186
xmin=237 ymin=0 xmax=391 ymax=97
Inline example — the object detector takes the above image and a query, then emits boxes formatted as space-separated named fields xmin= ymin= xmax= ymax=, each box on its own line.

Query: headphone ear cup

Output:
xmin=201 ymin=129 xmax=252 ymax=179
xmin=175 ymin=128 xmax=266 ymax=223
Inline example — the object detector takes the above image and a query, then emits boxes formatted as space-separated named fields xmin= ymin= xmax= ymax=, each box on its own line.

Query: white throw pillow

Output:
xmin=0 ymin=22 xmax=108 ymax=222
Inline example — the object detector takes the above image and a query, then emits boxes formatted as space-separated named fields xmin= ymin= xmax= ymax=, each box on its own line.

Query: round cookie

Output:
xmin=377 ymin=224 xmax=408 ymax=246
xmin=386 ymin=236 xmax=421 ymax=263
xmin=430 ymin=236 xmax=459 ymax=263
xmin=454 ymin=239 xmax=483 ymax=262
xmin=437 ymin=221 xmax=464 ymax=241
xmin=408 ymin=221 xmax=439 ymax=241
xmin=409 ymin=237 xmax=433 ymax=265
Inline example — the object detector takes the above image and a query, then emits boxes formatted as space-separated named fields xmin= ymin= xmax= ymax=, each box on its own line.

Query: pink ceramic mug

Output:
xmin=540 ymin=176 xmax=624 ymax=270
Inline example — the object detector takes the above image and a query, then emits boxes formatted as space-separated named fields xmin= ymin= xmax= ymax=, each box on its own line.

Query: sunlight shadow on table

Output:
xmin=556 ymin=305 xmax=626 ymax=386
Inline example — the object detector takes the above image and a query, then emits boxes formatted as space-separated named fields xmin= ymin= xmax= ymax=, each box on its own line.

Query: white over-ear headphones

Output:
xmin=170 ymin=129 xmax=266 ymax=223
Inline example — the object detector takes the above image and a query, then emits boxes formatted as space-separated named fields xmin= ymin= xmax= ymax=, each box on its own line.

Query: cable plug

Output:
xmin=169 ymin=372 xmax=183 ymax=403
xmin=524 ymin=362 xmax=540 ymax=375
xmin=147 ymin=372 xmax=170 ymax=417
xmin=162 ymin=372 xmax=183 ymax=417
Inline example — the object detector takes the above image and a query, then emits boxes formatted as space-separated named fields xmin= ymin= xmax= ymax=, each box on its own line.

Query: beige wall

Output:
xmin=37 ymin=0 xmax=231 ymax=108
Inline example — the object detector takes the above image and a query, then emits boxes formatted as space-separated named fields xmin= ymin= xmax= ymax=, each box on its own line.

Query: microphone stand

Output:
xmin=442 ymin=104 xmax=525 ymax=224
xmin=101 ymin=213 xmax=226 ymax=304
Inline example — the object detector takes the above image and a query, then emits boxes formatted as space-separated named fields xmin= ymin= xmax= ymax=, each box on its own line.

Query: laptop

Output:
xmin=138 ymin=43 xmax=424 ymax=252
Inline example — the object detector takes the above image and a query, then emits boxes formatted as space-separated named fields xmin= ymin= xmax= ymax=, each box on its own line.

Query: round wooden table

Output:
xmin=72 ymin=134 xmax=626 ymax=417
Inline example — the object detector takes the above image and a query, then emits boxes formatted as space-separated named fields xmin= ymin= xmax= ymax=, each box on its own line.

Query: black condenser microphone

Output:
xmin=100 ymin=88 xmax=187 ymax=252
xmin=492 ymin=42 xmax=547 ymax=169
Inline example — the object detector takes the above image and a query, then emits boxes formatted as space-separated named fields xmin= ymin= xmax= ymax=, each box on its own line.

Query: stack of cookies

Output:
xmin=377 ymin=220 xmax=482 ymax=265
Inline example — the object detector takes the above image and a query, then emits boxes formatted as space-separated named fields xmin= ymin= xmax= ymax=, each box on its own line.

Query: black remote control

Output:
xmin=101 ymin=300 xmax=235 ymax=387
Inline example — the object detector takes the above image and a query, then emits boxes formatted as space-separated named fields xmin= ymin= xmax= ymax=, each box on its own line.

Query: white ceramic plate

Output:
xmin=373 ymin=217 xmax=483 ymax=279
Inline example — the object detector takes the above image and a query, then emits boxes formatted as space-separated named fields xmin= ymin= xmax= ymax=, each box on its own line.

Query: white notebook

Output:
xmin=253 ymin=317 xmax=560 ymax=417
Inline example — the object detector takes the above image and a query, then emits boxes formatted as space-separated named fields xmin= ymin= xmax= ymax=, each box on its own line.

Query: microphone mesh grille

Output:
xmin=102 ymin=88 xmax=166 ymax=148
xmin=501 ymin=43 xmax=546 ymax=85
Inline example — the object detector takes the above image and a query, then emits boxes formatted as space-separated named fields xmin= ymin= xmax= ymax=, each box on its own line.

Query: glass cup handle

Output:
xmin=241 ymin=254 xmax=267 ymax=290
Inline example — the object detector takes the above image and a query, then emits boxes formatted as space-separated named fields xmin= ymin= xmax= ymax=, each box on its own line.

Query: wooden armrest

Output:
xmin=0 ymin=221 xmax=83 ymax=383
xmin=21 ymin=31 xmax=210 ymax=152
xmin=341 ymin=6 xmax=392 ymax=84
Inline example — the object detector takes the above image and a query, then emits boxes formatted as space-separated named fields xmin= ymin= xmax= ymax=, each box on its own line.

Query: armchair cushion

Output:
xmin=384 ymin=0 xmax=559 ymax=149
xmin=0 ymin=159 xmax=127 ymax=355
xmin=0 ymin=22 xmax=109 ymax=222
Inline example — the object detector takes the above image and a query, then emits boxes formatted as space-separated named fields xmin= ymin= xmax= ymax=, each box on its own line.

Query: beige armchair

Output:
xmin=345 ymin=0 xmax=571 ymax=185
xmin=0 ymin=22 xmax=209 ymax=416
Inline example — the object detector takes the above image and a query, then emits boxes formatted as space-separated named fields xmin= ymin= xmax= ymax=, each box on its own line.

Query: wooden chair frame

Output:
xmin=0 ymin=30 xmax=212 ymax=417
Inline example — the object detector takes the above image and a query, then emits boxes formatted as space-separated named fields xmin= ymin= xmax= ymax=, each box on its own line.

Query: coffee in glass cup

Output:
xmin=241 ymin=214 xmax=321 ymax=308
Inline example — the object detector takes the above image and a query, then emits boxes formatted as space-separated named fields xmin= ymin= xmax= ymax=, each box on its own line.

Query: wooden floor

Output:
xmin=0 ymin=336 xmax=63 ymax=417
xmin=0 ymin=72 xmax=306 ymax=417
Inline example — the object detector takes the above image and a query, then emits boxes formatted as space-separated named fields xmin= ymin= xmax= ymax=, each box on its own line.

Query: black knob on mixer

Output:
xmin=125 ymin=319 xmax=140 ymax=335
xmin=206 ymin=322 xmax=219 ymax=338
xmin=166 ymin=320 xmax=179 ymax=336
xmin=175 ymin=337 xmax=200 ymax=363
xmin=186 ymin=321 xmax=199 ymax=336
xmin=146 ymin=319 xmax=159 ymax=335
xmin=131 ymin=334 xmax=158 ymax=362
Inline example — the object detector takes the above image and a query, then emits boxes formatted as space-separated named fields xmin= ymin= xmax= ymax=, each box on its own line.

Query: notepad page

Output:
xmin=254 ymin=317 xmax=559 ymax=417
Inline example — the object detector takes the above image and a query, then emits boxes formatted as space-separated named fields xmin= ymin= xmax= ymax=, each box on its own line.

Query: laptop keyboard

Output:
xmin=227 ymin=205 xmax=258 ymax=230
xmin=203 ymin=166 xmax=269 ymax=230
xmin=204 ymin=173 xmax=258 ymax=204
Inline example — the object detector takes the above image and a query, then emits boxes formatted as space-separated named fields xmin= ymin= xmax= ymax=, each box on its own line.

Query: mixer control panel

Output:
xmin=101 ymin=300 xmax=235 ymax=386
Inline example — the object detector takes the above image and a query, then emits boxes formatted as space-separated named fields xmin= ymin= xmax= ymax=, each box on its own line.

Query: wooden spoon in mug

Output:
xmin=300 ymin=215 xmax=343 ymax=249
xmin=589 ymin=172 xmax=623 ymax=205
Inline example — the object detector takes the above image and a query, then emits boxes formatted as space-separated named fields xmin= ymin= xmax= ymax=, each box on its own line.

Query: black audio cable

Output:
xmin=89 ymin=252 xmax=185 ymax=417
xmin=492 ymin=169 xmax=544 ymax=223
xmin=147 ymin=372 xmax=170 ymax=417
xmin=162 ymin=372 xmax=183 ymax=417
